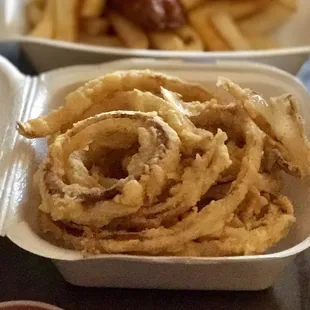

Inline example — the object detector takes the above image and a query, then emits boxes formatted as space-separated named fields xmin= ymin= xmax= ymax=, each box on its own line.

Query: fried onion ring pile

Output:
xmin=17 ymin=71 xmax=310 ymax=256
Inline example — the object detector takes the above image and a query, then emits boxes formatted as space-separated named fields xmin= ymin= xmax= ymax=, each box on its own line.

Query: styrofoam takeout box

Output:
xmin=1 ymin=56 xmax=310 ymax=290
xmin=0 ymin=0 xmax=310 ymax=73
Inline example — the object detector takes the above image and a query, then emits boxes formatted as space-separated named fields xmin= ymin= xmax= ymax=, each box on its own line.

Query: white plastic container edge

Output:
xmin=1 ymin=56 xmax=310 ymax=290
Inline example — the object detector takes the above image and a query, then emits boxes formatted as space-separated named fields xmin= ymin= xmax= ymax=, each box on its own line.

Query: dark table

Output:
xmin=1 ymin=44 xmax=310 ymax=310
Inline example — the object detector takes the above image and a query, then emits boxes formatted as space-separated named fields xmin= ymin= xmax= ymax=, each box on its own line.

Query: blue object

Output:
xmin=297 ymin=57 xmax=310 ymax=92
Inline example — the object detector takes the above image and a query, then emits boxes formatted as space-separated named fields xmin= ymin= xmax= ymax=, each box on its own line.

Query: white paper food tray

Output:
xmin=0 ymin=0 xmax=310 ymax=73
xmin=1 ymin=56 xmax=310 ymax=290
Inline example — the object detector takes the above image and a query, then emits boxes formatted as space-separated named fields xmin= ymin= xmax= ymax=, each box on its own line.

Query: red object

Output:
xmin=109 ymin=0 xmax=187 ymax=30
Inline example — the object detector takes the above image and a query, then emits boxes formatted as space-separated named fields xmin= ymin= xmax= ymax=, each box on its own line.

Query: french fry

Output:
xmin=224 ymin=0 xmax=267 ymax=20
xmin=211 ymin=12 xmax=251 ymax=50
xmin=25 ymin=0 xmax=297 ymax=51
xmin=238 ymin=2 xmax=293 ymax=34
xmin=175 ymin=25 xmax=204 ymax=50
xmin=109 ymin=12 xmax=149 ymax=49
xmin=54 ymin=0 xmax=78 ymax=41
xmin=179 ymin=0 xmax=205 ymax=11
xmin=82 ymin=18 xmax=109 ymax=36
xmin=79 ymin=34 xmax=123 ymax=47
xmin=30 ymin=0 xmax=55 ymax=38
xmin=149 ymin=32 xmax=185 ymax=50
xmin=81 ymin=0 xmax=106 ymax=18
xmin=189 ymin=9 xmax=230 ymax=51
xmin=26 ymin=1 xmax=44 ymax=28
xmin=278 ymin=0 xmax=297 ymax=11
xmin=190 ymin=0 xmax=266 ymax=20
xmin=33 ymin=0 xmax=46 ymax=10
xmin=189 ymin=1 xmax=226 ymax=17
xmin=246 ymin=34 xmax=280 ymax=50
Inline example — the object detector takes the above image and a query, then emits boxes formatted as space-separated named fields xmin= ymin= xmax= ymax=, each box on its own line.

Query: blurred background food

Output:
xmin=26 ymin=0 xmax=298 ymax=51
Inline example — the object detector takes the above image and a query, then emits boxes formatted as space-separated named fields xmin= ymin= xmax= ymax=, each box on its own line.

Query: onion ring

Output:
xmin=39 ymin=111 xmax=264 ymax=255
xmin=36 ymin=110 xmax=181 ymax=228
xmin=217 ymin=77 xmax=310 ymax=177
xmin=177 ymin=192 xmax=295 ymax=256
xmin=17 ymin=71 xmax=310 ymax=257
xmin=17 ymin=70 xmax=214 ymax=138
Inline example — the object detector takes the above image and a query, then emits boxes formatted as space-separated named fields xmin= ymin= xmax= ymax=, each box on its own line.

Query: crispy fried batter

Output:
xmin=17 ymin=71 xmax=310 ymax=256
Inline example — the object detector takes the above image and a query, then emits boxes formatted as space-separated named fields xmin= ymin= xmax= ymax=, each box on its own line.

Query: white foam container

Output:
xmin=0 ymin=0 xmax=310 ymax=73
xmin=1 ymin=56 xmax=310 ymax=290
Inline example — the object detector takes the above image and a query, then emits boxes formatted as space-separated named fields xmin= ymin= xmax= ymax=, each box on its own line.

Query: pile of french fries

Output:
xmin=26 ymin=0 xmax=297 ymax=51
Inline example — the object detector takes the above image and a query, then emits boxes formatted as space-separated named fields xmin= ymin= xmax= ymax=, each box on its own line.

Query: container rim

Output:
xmin=0 ymin=300 xmax=62 ymax=310
xmin=10 ymin=35 xmax=310 ymax=58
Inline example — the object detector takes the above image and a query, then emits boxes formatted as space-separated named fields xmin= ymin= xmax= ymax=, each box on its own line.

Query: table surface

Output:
xmin=1 ymin=44 xmax=310 ymax=310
